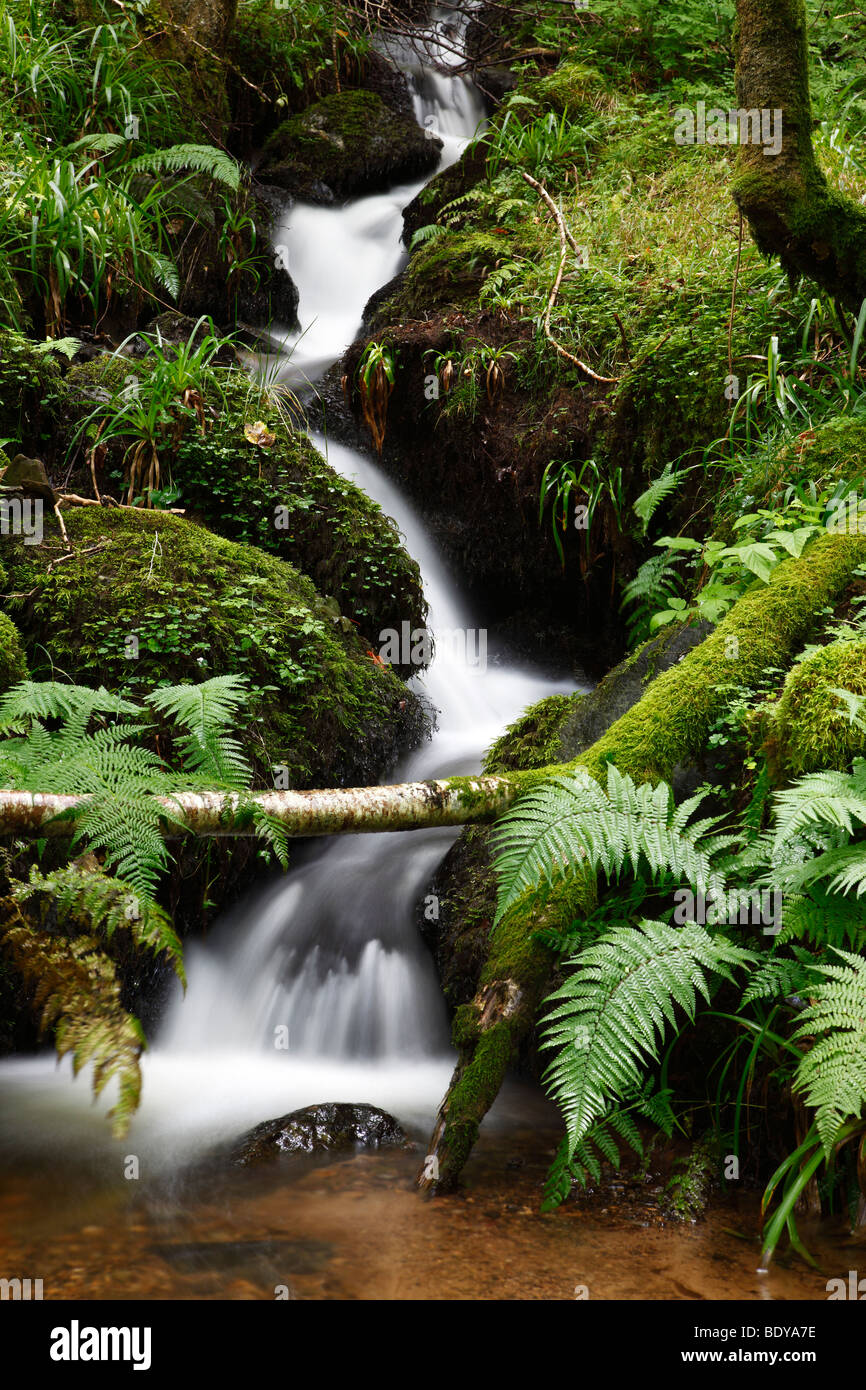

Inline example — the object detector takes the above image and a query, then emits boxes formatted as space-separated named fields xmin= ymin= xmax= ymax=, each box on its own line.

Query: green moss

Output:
xmin=771 ymin=640 xmax=866 ymax=774
xmin=170 ymin=420 xmax=427 ymax=652
xmin=388 ymin=231 xmax=512 ymax=317
xmin=483 ymin=694 xmax=577 ymax=773
xmin=530 ymin=61 xmax=615 ymax=119
xmin=573 ymin=534 xmax=866 ymax=784
xmin=0 ymin=612 xmax=28 ymax=692
xmin=0 ymin=333 xmax=68 ymax=457
xmin=662 ymin=1137 xmax=717 ymax=1223
xmin=1 ymin=508 xmax=423 ymax=787
xmin=60 ymin=358 xmax=426 ymax=652
xmin=260 ymin=89 xmax=439 ymax=199
xmin=437 ymin=1019 xmax=515 ymax=1186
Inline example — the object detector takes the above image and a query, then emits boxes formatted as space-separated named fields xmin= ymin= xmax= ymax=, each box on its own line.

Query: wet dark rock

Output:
xmin=259 ymin=90 xmax=442 ymax=204
xmin=169 ymin=187 xmax=299 ymax=333
xmin=474 ymin=65 xmax=518 ymax=110
xmin=360 ymin=50 xmax=417 ymax=123
xmin=128 ymin=312 xmax=237 ymax=364
xmin=232 ymin=1102 xmax=410 ymax=1165
xmin=0 ymin=454 xmax=55 ymax=505
xmin=401 ymin=141 xmax=488 ymax=247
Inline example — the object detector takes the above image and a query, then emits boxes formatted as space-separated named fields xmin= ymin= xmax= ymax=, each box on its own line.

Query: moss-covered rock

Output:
xmin=259 ymin=89 xmax=442 ymax=203
xmin=169 ymin=421 xmax=427 ymax=659
xmin=1 ymin=508 xmax=426 ymax=788
xmin=483 ymin=694 xmax=577 ymax=774
xmin=770 ymin=640 xmax=866 ymax=775
xmin=59 ymin=355 xmax=427 ymax=658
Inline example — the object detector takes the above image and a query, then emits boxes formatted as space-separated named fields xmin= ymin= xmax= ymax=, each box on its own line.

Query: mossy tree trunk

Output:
xmin=733 ymin=0 xmax=866 ymax=312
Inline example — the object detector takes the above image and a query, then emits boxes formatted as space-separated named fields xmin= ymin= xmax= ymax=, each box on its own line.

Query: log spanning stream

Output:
xmin=0 ymin=8 xmax=844 ymax=1301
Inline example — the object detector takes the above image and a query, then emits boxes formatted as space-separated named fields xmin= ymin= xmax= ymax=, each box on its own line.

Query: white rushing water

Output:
xmin=0 ymin=8 xmax=584 ymax=1171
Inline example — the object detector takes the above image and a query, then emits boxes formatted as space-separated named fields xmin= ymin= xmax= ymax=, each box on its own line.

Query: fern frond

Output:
xmin=542 ymin=919 xmax=754 ymax=1154
xmin=0 ymin=910 xmax=144 ymax=1137
xmin=779 ymin=888 xmax=866 ymax=951
xmin=125 ymin=143 xmax=240 ymax=191
xmin=492 ymin=766 xmax=724 ymax=926
xmin=147 ymin=674 xmax=251 ymax=788
xmin=0 ymin=680 xmax=137 ymax=729
xmin=771 ymin=761 xmax=866 ymax=846
xmin=793 ymin=948 xmax=866 ymax=1155
xmin=14 ymin=863 xmax=185 ymax=984
xmin=632 ymin=463 xmax=695 ymax=533
xmin=409 ymin=222 xmax=448 ymax=250
xmin=540 ymin=1082 xmax=674 ymax=1210
xmin=740 ymin=947 xmax=822 ymax=1005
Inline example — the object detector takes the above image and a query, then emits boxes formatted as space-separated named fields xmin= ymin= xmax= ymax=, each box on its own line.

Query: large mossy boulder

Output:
xmin=258 ymin=90 xmax=442 ymax=203
xmin=170 ymin=422 xmax=427 ymax=660
xmin=1 ymin=508 xmax=426 ymax=788
xmin=60 ymin=354 xmax=426 ymax=660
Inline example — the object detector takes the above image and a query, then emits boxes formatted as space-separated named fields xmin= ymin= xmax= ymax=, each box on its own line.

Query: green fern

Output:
xmin=0 ymin=906 xmax=145 ymax=1138
xmin=147 ymin=674 xmax=251 ymax=788
xmin=541 ymin=919 xmax=754 ymax=1156
xmin=409 ymin=222 xmax=448 ymax=250
xmin=125 ymin=143 xmax=240 ymax=192
xmin=740 ymin=947 xmax=822 ymax=1005
xmin=632 ymin=462 xmax=696 ymax=534
xmin=0 ymin=675 xmax=282 ymax=904
xmin=793 ymin=948 xmax=866 ymax=1155
xmin=621 ymin=550 xmax=685 ymax=646
xmin=542 ymin=1082 xmax=674 ymax=1210
xmin=778 ymin=888 xmax=866 ymax=952
xmin=492 ymin=765 xmax=726 ymax=927
xmin=14 ymin=862 xmax=185 ymax=985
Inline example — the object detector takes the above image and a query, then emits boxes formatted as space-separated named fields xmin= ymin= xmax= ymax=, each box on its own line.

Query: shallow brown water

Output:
xmin=0 ymin=1090 xmax=857 ymax=1301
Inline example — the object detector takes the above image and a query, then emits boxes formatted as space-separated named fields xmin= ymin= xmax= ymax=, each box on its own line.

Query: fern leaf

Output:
xmin=541 ymin=920 xmax=754 ymax=1154
xmin=147 ymin=675 xmax=251 ymax=787
xmin=0 ymin=913 xmax=145 ymax=1138
xmin=793 ymin=948 xmax=866 ymax=1155
xmin=125 ymin=143 xmax=240 ymax=191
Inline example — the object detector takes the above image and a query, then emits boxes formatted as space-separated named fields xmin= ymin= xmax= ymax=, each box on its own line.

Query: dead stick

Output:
xmin=520 ymin=172 xmax=618 ymax=385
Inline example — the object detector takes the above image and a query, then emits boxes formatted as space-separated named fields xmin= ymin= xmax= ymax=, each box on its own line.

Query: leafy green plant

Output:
xmin=476 ymin=101 xmax=593 ymax=184
xmin=492 ymin=754 xmax=866 ymax=1259
xmin=0 ymin=673 xmax=291 ymax=1133
xmin=0 ymin=133 xmax=239 ymax=332
xmin=72 ymin=317 xmax=233 ymax=505
xmin=539 ymin=455 xmax=624 ymax=570
xmin=356 ymin=340 xmax=395 ymax=455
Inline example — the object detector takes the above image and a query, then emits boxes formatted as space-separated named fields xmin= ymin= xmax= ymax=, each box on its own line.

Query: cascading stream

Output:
xmin=0 ymin=9 xmax=583 ymax=1172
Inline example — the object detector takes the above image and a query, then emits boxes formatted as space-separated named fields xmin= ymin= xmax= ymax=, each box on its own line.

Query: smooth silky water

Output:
xmin=0 ymin=9 xmax=848 ymax=1299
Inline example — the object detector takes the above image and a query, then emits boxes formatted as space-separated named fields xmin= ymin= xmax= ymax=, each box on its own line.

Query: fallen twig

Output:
xmin=520 ymin=171 xmax=618 ymax=386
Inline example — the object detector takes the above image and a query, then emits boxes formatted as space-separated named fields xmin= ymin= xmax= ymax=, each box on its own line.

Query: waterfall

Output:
xmin=0 ymin=8 xmax=583 ymax=1171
